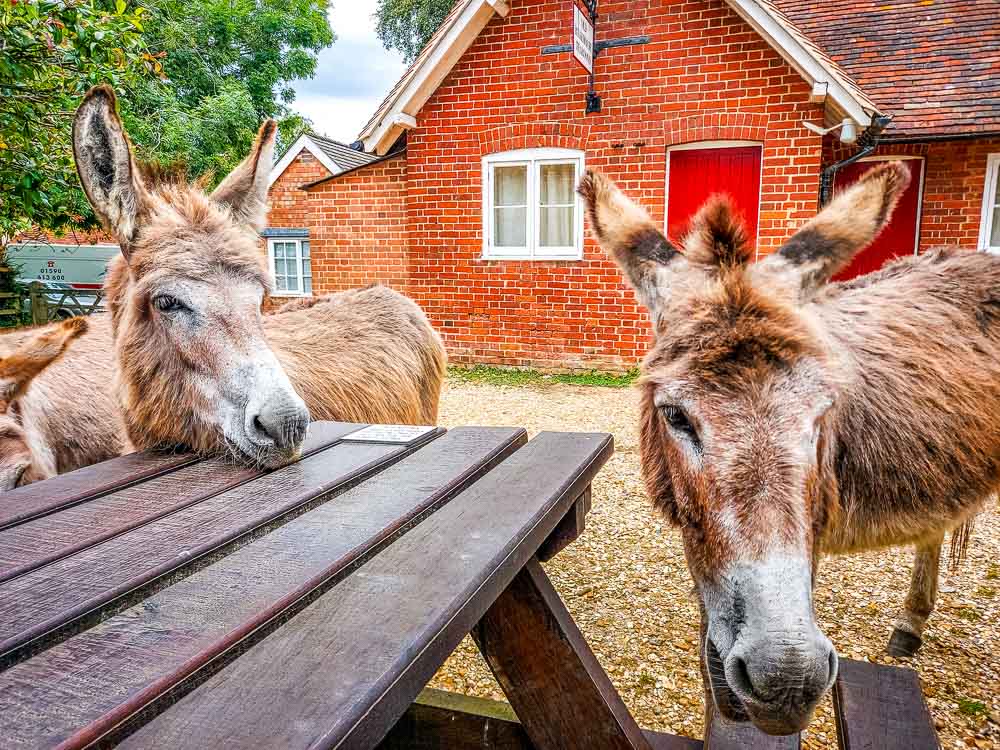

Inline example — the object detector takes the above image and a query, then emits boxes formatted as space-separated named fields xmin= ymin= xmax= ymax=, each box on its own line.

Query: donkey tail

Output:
xmin=947 ymin=516 xmax=976 ymax=570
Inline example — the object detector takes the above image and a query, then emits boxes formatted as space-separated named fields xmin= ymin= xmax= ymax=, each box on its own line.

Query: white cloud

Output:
xmin=291 ymin=0 xmax=408 ymax=144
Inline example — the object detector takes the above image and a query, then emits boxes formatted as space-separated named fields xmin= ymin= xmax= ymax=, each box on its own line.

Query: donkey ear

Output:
xmin=578 ymin=170 xmax=688 ymax=320
xmin=768 ymin=161 xmax=911 ymax=293
xmin=0 ymin=317 xmax=88 ymax=407
xmin=73 ymin=86 xmax=149 ymax=254
xmin=211 ymin=120 xmax=278 ymax=231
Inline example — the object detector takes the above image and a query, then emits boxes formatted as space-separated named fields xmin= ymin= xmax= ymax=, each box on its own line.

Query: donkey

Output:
xmin=579 ymin=163 xmax=1000 ymax=736
xmin=70 ymin=86 xmax=446 ymax=468
xmin=0 ymin=317 xmax=122 ymax=490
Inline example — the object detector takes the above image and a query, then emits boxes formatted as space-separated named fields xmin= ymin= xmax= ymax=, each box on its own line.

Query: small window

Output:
xmin=979 ymin=154 xmax=1000 ymax=253
xmin=267 ymin=238 xmax=312 ymax=296
xmin=483 ymin=148 xmax=584 ymax=260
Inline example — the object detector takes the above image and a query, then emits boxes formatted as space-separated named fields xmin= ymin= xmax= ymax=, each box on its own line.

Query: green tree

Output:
xmin=375 ymin=0 xmax=454 ymax=63
xmin=0 ymin=0 xmax=151 ymax=241
xmin=121 ymin=0 xmax=333 ymax=180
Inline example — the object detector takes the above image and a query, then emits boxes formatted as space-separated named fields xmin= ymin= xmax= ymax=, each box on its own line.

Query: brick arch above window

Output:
xmin=478 ymin=122 xmax=591 ymax=157
xmin=665 ymin=112 xmax=769 ymax=147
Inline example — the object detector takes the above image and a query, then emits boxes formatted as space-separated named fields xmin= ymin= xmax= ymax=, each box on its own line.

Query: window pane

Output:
xmin=276 ymin=274 xmax=287 ymax=291
xmin=494 ymin=165 xmax=527 ymax=206
xmin=285 ymin=273 xmax=300 ymax=293
xmin=540 ymin=206 xmax=574 ymax=247
xmin=495 ymin=206 xmax=527 ymax=247
xmin=302 ymin=257 xmax=312 ymax=279
xmin=301 ymin=240 xmax=310 ymax=258
xmin=304 ymin=276 xmax=312 ymax=293
xmin=539 ymin=163 xmax=575 ymax=205
xmin=991 ymin=206 xmax=1000 ymax=246
xmin=273 ymin=243 xmax=284 ymax=259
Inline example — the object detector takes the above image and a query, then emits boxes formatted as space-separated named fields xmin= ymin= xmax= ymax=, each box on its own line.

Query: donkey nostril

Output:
xmin=730 ymin=653 xmax=755 ymax=695
xmin=251 ymin=414 xmax=274 ymax=444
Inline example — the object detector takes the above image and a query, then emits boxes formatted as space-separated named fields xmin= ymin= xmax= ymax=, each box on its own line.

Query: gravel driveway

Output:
xmin=431 ymin=377 xmax=1000 ymax=750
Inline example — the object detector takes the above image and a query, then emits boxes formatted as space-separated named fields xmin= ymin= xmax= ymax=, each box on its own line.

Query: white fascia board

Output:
xmin=268 ymin=134 xmax=342 ymax=187
xmin=725 ymin=0 xmax=874 ymax=127
xmin=362 ymin=0 xmax=506 ymax=155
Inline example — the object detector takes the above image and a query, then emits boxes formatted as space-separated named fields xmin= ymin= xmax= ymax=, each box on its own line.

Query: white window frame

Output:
xmin=266 ymin=238 xmax=312 ymax=297
xmin=978 ymin=153 xmax=1000 ymax=253
xmin=665 ymin=140 xmax=763 ymax=253
xmin=482 ymin=147 xmax=585 ymax=260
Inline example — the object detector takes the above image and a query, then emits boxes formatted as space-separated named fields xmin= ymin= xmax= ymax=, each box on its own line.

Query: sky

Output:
xmin=291 ymin=0 xmax=409 ymax=144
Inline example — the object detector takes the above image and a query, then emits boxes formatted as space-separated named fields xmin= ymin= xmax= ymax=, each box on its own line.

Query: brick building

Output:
xmin=266 ymin=0 xmax=1000 ymax=371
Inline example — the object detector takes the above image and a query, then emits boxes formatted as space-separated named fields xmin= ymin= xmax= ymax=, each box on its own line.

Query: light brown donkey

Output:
xmin=0 ymin=317 xmax=122 ymax=490
xmin=579 ymin=163 xmax=1000 ymax=736
xmin=72 ymin=86 xmax=446 ymax=468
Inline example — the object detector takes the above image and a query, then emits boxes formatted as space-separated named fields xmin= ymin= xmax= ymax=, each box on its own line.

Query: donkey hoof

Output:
xmin=887 ymin=628 xmax=922 ymax=657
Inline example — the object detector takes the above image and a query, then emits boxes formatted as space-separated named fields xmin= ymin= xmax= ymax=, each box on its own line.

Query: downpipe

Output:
xmin=818 ymin=115 xmax=893 ymax=206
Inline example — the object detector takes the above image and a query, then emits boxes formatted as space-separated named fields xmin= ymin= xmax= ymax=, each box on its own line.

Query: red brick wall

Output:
xmin=303 ymin=153 xmax=410 ymax=294
xmin=265 ymin=150 xmax=334 ymax=307
xmin=404 ymin=0 xmax=827 ymax=371
xmin=824 ymin=136 xmax=1000 ymax=252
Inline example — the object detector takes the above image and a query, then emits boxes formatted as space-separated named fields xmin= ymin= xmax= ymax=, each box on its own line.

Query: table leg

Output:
xmin=472 ymin=557 xmax=653 ymax=750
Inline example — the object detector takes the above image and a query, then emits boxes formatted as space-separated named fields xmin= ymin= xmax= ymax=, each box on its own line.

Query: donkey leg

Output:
xmin=887 ymin=537 xmax=943 ymax=657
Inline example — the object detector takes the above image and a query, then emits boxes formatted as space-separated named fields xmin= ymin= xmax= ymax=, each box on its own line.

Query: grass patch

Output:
xmin=955 ymin=606 xmax=981 ymax=622
xmin=975 ymin=586 xmax=996 ymax=599
xmin=449 ymin=365 xmax=639 ymax=389
xmin=986 ymin=563 xmax=1000 ymax=581
xmin=958 ymin=698 xmax=987 ymax=717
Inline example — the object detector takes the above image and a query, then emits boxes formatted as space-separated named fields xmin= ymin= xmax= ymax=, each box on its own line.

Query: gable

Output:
xmin=269 ymin=134 xmax=380 ymax=187
xmin=359 ymin=0 xmax=879 ymax=156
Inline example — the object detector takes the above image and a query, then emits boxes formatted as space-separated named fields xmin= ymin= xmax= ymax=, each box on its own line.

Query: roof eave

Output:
xmin=268 ymin=134 xmax=342 ymax=187
xmin=360 ymin=0 xmax=510 ymax=155
xmin=724 ymin=0 xmax=878 ymax=128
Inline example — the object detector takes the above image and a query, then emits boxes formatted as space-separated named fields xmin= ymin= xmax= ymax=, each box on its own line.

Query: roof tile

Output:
xmin=774 ymin=0 xmax=1000 ymax=139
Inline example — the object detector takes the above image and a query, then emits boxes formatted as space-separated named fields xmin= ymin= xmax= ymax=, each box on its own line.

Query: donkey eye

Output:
xmin=152 ymin=295 xmax=188 ymax=313
xmin=661 ymin=405 xmax=698 ymax=442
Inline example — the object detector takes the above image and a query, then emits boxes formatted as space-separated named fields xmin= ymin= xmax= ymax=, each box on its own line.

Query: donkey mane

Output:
xmin=682 ymin=195 xmax=752 ymax=269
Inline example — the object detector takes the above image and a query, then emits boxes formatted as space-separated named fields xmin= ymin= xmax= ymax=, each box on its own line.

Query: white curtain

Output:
xmin=494 ymin=165 xmax=527 ymax=247
xmin=539 ymin=163 xmax=574 ymax=247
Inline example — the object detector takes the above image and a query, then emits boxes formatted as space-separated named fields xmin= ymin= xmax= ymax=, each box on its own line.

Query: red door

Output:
xmin=831 ymin=159 xmax=923 ymax=281
xmin=667 ymin=145 xmax=762 ymax=249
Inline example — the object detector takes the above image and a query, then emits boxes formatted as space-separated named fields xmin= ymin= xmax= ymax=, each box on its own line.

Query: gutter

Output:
xmin=818 ymin=115 xmax=893 ymax=206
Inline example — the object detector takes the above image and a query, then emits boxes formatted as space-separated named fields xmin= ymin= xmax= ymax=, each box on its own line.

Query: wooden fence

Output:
xmin=24 ymin=281 xmax=105 ymax=325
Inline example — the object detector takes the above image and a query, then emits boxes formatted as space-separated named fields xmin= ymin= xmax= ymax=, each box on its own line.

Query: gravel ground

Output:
xmin=430 ymin=378 xmax=1000 ymax=750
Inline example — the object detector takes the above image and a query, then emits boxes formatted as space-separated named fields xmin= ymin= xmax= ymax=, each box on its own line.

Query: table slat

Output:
xmin=0 ymin=428 xmax=441 ymax=665
xmin=0 ymin=450 xmax=197 ymax=530
xmin=118 ymin=431 xmax=613 ymax=750
xmin=0 ymin=423 xmax=360 ymax=581
xmin=0 ymin=427 xmax=524 ymax=750
xmin=0 ymin=428 xmax=525 ymax=748
xmin=833 ymin=658 xmax=939 ymax=750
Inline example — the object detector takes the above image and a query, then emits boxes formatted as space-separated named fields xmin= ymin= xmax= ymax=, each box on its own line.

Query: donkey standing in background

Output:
xmin=71 ymin=86 xmax=446 ymax=469
xmin=0 ymin=317 xmax=118 ymax=490
xmin=579 ymin=163 xmax=1000 ymax=736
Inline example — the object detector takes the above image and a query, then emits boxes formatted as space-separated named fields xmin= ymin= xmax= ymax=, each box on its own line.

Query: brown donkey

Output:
xmin=579 ymin=163 xmax=1000 ymax=735
xmin=72 ymin=86 xmax=446 ymax=468
xmin=0 ymin=317 xmax=121 ymax=490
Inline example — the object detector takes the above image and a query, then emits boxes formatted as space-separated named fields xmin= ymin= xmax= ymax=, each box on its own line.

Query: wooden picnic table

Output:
xmin=0 ymin=421 xmax=940 ymax=750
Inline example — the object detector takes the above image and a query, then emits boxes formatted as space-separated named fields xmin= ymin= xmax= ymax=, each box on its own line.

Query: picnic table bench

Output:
xmin=0 ymin=421 xmax=940 ymax=749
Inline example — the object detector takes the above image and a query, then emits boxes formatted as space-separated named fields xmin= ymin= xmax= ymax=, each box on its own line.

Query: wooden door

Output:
xmin=667 ymin=144 xmax=762 ymax=248
xmin=832 ymin=158 xmax=924 ymax=281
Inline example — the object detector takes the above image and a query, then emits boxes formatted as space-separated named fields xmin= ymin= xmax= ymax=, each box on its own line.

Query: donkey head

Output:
xmin=0 ymin=318 xmax=88 ymax=490
xmin=72 ymin=86 xmax=308 ymax=468
xmin=579 ymin=163 xmax=909 ymax=735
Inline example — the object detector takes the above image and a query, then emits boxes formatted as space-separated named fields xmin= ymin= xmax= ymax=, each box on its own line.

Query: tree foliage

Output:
xmin=0 ymin=0 xmax=333 ymax=239
xmin=120 ymin=0 xmax=334 ymax=188
xmin=0 ymin=0 xmax=151 ymax=239
xmin=375 ymin=0 xmax=455 ymax=63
